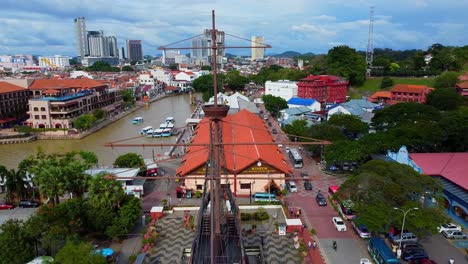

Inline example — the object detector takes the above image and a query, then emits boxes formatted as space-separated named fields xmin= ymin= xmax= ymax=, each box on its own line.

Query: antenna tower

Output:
xmin=365 ymin=6 xmax=374 ymax=76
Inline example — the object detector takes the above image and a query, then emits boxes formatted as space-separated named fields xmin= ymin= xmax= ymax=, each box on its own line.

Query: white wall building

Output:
xmin=38 ymin=55 xmax=70 ymax=68
xmin=138 ymin=73 xmax=156 ymax=88
xmin=265 ymin=80 xmax=298 ymax=101
xmin=150 ymin=68 xmax=174 ymax=84
xmin=174 ymin=72 xmax=196 ymax=82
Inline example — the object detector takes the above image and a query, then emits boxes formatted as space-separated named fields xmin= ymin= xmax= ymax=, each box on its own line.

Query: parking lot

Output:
xmin=0 ymin=207 xmax=38 ymax=225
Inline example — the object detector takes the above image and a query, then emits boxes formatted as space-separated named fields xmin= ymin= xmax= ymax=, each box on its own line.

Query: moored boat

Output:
xmin=132 ymin=117 xmax=144 ymax=124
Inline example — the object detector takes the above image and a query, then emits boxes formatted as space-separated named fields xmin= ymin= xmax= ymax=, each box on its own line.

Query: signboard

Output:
xmin=240 ymin=164 xmax=279 ymax=174
xmin=278 ymin=224 xmax=286 ymax=236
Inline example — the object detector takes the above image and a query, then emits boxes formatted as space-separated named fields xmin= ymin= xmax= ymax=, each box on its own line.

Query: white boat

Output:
xmin=159 ymin=123 xmax=169 ymax=129
xmin=146 ymin=129 xmax=155 ymax=137
xmin=161 ymin=128 xmax=172 ymax=137
xmin=152 ymin=128 xmax=163 ymax=138
xmin=132 ymin=117 xmax=144 ymax=124
xmin=140 ymin=126 xmax=153 ymax=135
xmin=165 ymin=117 xmax=175 ymax=124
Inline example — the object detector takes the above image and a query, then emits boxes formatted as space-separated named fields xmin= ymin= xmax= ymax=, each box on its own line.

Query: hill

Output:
xmin=272 ymin=51 xmax=301 ymax=58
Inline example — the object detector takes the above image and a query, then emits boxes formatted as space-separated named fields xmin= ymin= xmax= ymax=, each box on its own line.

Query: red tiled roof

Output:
xmin=410 ymin=153 xmax=468 ymax=190
xmin=456 ymin=81 xmax=468 ymax=89
xmin=165 ymin=86 xmax=177 ymax=91
xmin=29 ymin=78 xmax=106 ymax=90
xmin=370 ymin=91 xmax=392 ymax=99
xmin=43 ymin=89 xmax=60 ymax=94
xmin=458 ymin=74 xmax=468 ymax=81
xmin=177 ymin=110 xmax=291 ymax=176
xmin=390 ymin=84 xmax=432 ymax=93
xmin=0 ymin=82 xmax=27 ymax=94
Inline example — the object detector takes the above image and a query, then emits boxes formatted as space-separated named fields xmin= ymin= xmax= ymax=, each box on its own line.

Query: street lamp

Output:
xmin=393 ymin=207 xmax=419 ymax=258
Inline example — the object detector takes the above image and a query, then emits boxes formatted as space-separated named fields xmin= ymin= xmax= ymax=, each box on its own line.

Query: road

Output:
xmin=421 ymin=233 xmax=467 ymax=263
xmin=0 ymin=206 xmax=38 ymax=225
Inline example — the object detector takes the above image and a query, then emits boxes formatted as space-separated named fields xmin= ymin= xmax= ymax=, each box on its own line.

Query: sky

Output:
xmin=0 ymin=0 xmax=466 ymax=57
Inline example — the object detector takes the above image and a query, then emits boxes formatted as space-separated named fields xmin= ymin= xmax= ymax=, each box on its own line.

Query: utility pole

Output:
xmin=365 ymin=6 xmax=375 ymax=77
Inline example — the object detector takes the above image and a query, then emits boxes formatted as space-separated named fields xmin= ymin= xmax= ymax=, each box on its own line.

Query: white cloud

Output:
xmin=291 ymin=24 xmax=336 ymax=37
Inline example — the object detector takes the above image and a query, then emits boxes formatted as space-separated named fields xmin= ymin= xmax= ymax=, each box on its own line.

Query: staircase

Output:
xmin=202 ymin=215 xmax=211 ymax=235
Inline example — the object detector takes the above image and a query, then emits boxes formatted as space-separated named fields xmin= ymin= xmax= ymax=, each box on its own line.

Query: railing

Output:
xmin=0 ymin=133 xmax=31 ymax=139
xmin=191 ymin=169 xmax=210 ymax=263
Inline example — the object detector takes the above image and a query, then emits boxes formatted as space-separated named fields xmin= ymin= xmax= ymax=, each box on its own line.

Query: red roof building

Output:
xmin=455 ymin=81 xmax=468 ymax=97
xmin=177 ymin=109 xmax=291 ymax=196
xmin=368 ymin=91 xmax=392 ymax=104
xmin=297 ymin=75 xmax=349 ymax=103
xmin=0 ymin=82 xmax=30 ymax=126
xmin=389 ymin=84 xmax=433 ymax=104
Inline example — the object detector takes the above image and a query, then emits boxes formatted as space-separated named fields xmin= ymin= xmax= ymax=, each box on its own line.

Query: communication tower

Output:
xmin=365 ymin=6 xmax=374 ymax=76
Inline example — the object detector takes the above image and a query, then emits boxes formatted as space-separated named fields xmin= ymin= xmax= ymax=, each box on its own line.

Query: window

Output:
xmin=33 ymin=107 xmax=39 ymax=111
xmin=41 ymin=115 xmax=47 ymax=119
xmin=240 ymin=183 xmax=251 ymax=190
xmin=40 ymin=107 xmax=46 ymax=111
xmin=196 ymin=184 xmax=203 ymax=190
xmin=34 ymin=115 xmax=39 ymax=119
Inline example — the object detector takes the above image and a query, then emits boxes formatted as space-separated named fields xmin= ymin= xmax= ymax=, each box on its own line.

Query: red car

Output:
xmin=409 ymin=259 xmax=437 ymax=264
xmin=0 ymin=202 xmax=15 ymax=210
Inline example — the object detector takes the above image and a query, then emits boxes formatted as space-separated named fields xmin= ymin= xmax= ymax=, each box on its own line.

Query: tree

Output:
xmin=92 ymin=109 xmax=106 ymax=120
xmin=121 ymin=65 xmax=134 ymax=72
xmin=282 ymin=120 xmax=309 ymax=141
xmin=121 ymin=89 xmax=135 ymax=106
xmin=327 ymin=45 xmax=367 ymax=86
xmin=201 ymin=65 xmax=212 ymax=71
xmin=86 ymin=61 xmax=119 ymax=72
xmin=426 ymin=88 xmax=464 ymax=111
xmin=371 ymin=103 xmax=440 ymax=131
xmin=192 ymin=74 xmax=225 ymax=101
xmin=54 ymin=240 xmax=107 ymax=264
xmin=114 ymin=153 xmax=144 ymax=168
xmin=433 ymin=71 xmax=460 ymax=89
xmin=73 ymin=114 xmax=96 ymax=130
xmin=327 ymin=114 xmax=369 ymax=139
xmin=380 ymin=76 xmax=394 ymax=89
xmin=0 ymin=219 xmax=35 ymax=264
xmin=389 ymin=62 xmax=400 ymax=72
xmin=324 ymin=140 xmax=369 ymax=164
xmin=338 ymin=160 xmax=447 ymax=234
xmin=0 ymin=166 xmax=27 ymax=202
xmin=106 ymin=196 xmax=141 ymax=240
xmin=438 ymin=107 xmax=468 ymax=152
xmin=168 ymin=64 xmax=178 ymax=70
xmin=225 ymin=70 xmax=249 ymax=91
xmin=261 ymin=94 xmax=288 ymax=117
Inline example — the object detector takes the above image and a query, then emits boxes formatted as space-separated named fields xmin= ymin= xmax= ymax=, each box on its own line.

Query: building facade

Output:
xmin=38 ymin=55 xmax=70 ymax=68
xmin=74 ymin=17 xmax=88 ymax=59
xmin=126 ymin=40 xmax=143 ymax=62
xmin=26 ymin=79 xmax=122 ymax=129
xmin=455 ymin=82 xmax=468 ymax=97
xmin=390 ymin=84 xmax=432 ymax=104
xmin=251 ymin=36 xmax=265 ymax=61
xmin=0 ymin=82 xmax=30 ymax=127
xmin=264 ymin=80 xmax=298 ymax=101
xmin=297 ymin=75 xmax=349 ymax=103
xmin=177 ymin=110 xmax=290 ymax=196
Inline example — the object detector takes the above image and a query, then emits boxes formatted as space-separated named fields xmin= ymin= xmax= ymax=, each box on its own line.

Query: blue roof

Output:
xmin=287 ymin=97 xmax=317 ymax=106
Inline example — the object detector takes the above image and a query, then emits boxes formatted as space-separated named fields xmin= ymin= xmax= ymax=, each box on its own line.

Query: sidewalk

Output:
xmin=301 ymin=227 xmax=326 ymax=264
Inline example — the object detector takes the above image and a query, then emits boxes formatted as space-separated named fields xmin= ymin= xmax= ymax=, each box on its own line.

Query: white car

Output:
xmin=288 ymin=181 xmax=298 ymax=193
xmin=437 ymin=223 xmax=462 ymax=233
xmin=332 ymin=217 xmax=347 ymax=231
xmin=360 ymin=259 xmax=372 ymax=264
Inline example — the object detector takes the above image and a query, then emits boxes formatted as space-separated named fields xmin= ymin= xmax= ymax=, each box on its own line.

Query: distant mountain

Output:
xmin=271 ymin=51 xmax=301 ymax=58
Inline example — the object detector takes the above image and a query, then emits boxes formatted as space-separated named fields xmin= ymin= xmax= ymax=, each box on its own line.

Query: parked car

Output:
xmin=267 ymin=122 xmax=272 ymax=127
xmin=437 ymin=223 xmax=462 ymax=233
xmin=332 ymin=217 xmax=347 ymax=231
xmin=288 ymin=181 xmax=298 ymax=193
xmin=400 ymin=242 xmax=423 ymax=253
xmin=0 ymin=202 xmax=15 ymax=210
xmin=351 ymin=221 xmax=371 ymax=238
xmin=442 ymin=230 xmax=467 ymax=239
xmin=19 ymin=200 xmax=41 ymax=208
xmin=316 ymin=192 xmax=327 ymax=206
xmin=303 ymin=181 xmax=312 ymax=190
xmin=272 ymin=129 xmax=278 ymax=134
xmin=326 ymin=165 xmax=339 ymax=172
xmin=409 ymin=259 xmax=437 ymax=264
xmin=401 ymin=248 xmax=428 ymax=262
xmin=360 ymin=259 xmax=372 ymax=264
xmin=391 ymin=233 xmax=418 ymax=244
xmin=300 ymin=172 xmax=308 ymax=178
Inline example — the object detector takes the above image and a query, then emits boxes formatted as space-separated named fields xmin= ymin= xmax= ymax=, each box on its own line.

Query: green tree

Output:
xmin=438 ymin=107 xmax=468 ymax=152
xmin=92 ymin=109 xmax=106 ymax=120
xmin=73 ymin=114 xmax=96 ymax=130
xmin=192 ymin=74 xmax=225 ymax=101
xmin=371 ymin=103 xmax=440 ymax=131
xmin=338 ymin=160 xmax=447 ymax=234
xmin=427 ymin=88 xmax=464 ymax=111
xmin=0 ymin=166 xmax=27 ymax=202
xmin=380 ymin=76 xmax=394 ymax=89
xmin=121 ymin=65 xmax=134 ymax=72
xmin=114 ymin=153 xmax=144 ymax=168
xmin=282 ymin=119 xmax=309 ymax=141
xmin=121 ymin=89 xmax=135 ymax=106
xmin=106 ymin=196 xmax=141 ymax=240
xmin=261 ymin=94 xmax=288 ymax=117
xmin=433 ymin=71 xmax=460 ymax=89
xmin=225 ymin=70 xmax=249 ymax=91
xmin=327 ymin=114 xmax=369 ymax=138
xmin=389 ymin=62 xmax=400 ymax=72
xmin=54 ymin=240 xmax=107 ymax=264
xmin=0 ymin=219 xmax=35 ymax=264
xmin=88 ymin=175 xmax=124 ymax=210
xmin=324 ymin=140 xmax=368 ymax=164
xmin=201 ymin=65 xmax=212 ymax=71
xmin=327 ymin=45 xmax=367 ymax=86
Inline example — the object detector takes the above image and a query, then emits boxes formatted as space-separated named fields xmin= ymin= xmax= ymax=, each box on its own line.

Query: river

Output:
xmin=0 ymin=93 xmax=197 ymax=169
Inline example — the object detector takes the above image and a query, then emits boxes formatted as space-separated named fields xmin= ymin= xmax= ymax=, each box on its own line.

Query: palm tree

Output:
xmin=0 ymin=165 xmax=28 ymax=202
xmin=88 ymin=173 xmax=124 ymax=209
xmin=30 ymin=156 xmax=65 ymax=205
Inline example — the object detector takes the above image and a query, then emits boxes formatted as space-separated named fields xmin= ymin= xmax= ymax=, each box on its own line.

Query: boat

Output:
xmin=161 ymin=128 xmax=172 ymax=137
xmin=140 ymin=126 xmax=153 ymax=135
xmin=159 ymin=123 xmax=169 ymax=129
xmin=132 ymin=117 xmax=144 ymax=124
xmin=165 ymin=117 xmax=175 ymax=124
xmin=152 ymin=129 xmax=163 ymax=138
xmin=146 ymin=129 xmax=155 ymax=137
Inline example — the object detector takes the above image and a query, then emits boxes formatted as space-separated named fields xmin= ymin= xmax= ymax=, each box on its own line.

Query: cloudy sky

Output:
xmin=0 ymin=0 xmax=466 ymax=56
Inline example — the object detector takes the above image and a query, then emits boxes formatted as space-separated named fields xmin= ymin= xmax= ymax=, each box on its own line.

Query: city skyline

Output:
xmin=0 ymin=0 xmax=466 ymax=56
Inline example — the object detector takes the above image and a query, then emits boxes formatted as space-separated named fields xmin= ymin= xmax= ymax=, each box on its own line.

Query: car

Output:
xmin=0 ymin=202 xmax=15 ymax=210
xmin=401 ymin=248 xmax=428 ymax=261
xmin=316 ymin=192 xmax=327 ymax=206
xmin=303 ymin=181 xmax=312 ymax=190
xmin=288 ymin=181 xmax=298 ymax=192
xmin=18 ymin=200 xmax=41 ymax=208
xmin=400 ymin=242 xmax=423 ymax=253
xmin=263 ymin=115 xmax=268 ymax=120
xmin=332 ymin=217 xmax=347 ymax=231
xmin=351 ymin=221 xmax=371 ymax=238
xmin=267 ymin=122 xmax=272 ymax=127
xmin=360 ymin=259 xmax=372 ymax=264
xmin=300 ymin=172 xmax=308 ymax=178
xmin=442 ymin=230 xmax=467 ymax=239
xmin=409 ymin=259 xmax=437 ymax=264
xmin=327 ymin=165 xmax=339 ymax=172
xmin=272 ymin=129 xmax=278 ymax=134
xmin=437 ymin=223 xmax=462 ymax=233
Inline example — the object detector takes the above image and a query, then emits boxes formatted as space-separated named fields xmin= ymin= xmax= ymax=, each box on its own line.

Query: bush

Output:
xmin=241 ymin=213 xmax=251 ymax=221
xmin=254 ymin=209 xmax=270 ymax=221
xmin=310 ymin=228 xmax=317 ymax=236
xmin=298 ymin=241 xmax=307 ymax=252
xmin=195 ymin=190 xmax=202 ymax=198
xmin=128 ymin=255 xmax=137 ymax=263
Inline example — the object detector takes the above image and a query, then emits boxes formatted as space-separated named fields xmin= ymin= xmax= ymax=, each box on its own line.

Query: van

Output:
xmin=391 ymin=233 xmax=418 ymax=244
xmin=252 ymin=193 xmax=277 ymax=202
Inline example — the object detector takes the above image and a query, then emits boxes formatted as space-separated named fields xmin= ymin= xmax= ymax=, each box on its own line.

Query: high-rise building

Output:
xmin=74 ymin=17 xmax=88 ymax=59
xmin=87 ymin=31 xmax=105 ymax=57
xmin=126 ymin=40 xmax=143 ymax=62
xmin=205 ymin=29 xmax=225 ymax=67
xmin=107 ymin=36 xmax=118 ymax=57
xmin=251 ymin=36 xmax=265 ymax=61
xmin=118 ymin=47 xmax=125 ymax=60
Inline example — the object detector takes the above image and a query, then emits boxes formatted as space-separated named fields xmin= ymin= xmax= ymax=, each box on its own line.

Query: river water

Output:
xmin=0 ymin=93 xmax=196 ymax=169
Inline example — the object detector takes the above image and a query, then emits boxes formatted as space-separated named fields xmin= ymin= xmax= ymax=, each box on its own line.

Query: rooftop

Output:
xmin=287 ymin=97 xmax=317 ymax=106
xmin=390 ymin=84 xmax=432 ymax=93
xmin=29 ymin=78 xmax=106 ymax=90
xmin=0 ymin=81 xmax=27 ymax=94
